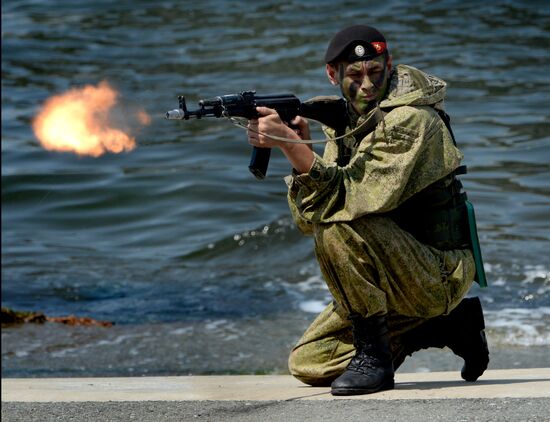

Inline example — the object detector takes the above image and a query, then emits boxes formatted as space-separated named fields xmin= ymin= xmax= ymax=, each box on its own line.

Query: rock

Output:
xmin=1 ymin=307 xmax=113 ymax=327
xmin=1 ymin=307 xmax=47 ymax=324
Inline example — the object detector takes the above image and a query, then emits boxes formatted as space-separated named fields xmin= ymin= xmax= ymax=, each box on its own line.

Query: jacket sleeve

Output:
xmin=286 ymin=105 xmax=463 ymax=224
xmin=285 ymin=126 xmax=339 ymax=235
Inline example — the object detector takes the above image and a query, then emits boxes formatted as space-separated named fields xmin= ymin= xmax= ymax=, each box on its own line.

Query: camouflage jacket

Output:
xmin=286 ymin=64 xmax=463 ymax=234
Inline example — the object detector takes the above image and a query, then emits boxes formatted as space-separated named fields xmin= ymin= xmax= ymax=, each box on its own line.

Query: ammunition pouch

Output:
xmin=389 ymin=165 xmax=488 ymax=287
xmin=389 ymin=166 xmax=470 ymax=251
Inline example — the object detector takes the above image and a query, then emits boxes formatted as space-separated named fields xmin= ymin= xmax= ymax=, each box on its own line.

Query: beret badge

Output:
xmin=354 ymin=45 xmax=366 ymax=57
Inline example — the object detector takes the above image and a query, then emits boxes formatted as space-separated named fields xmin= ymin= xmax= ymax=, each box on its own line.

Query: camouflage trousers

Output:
xmin=288 ymin=215 xmax=475 ymax=386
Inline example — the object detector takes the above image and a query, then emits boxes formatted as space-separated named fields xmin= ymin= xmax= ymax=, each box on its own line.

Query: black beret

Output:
xmin=324 ymin=25 xmax=387 ymax=64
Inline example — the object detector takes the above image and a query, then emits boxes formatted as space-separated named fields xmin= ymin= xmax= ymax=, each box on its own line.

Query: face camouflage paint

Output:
xmin=337 ymin=55 xmax=389 ymax=114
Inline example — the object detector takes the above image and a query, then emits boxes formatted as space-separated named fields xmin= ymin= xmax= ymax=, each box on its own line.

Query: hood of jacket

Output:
xmin=379 ymin=64 xmax=447 ymax=109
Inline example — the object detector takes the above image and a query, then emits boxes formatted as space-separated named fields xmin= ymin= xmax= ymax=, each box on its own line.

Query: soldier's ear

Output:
xmin=326 ymin=64 xmax=339 ymax=86
xmin=386 ymin=54 xmax=393 ymax=73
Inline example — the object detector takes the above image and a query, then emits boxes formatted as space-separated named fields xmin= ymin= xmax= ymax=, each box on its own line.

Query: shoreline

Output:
xmin=3 ymin=343 xmax=549 ymax=378
xmin=2 ymin=318 xmax=549 ymax=378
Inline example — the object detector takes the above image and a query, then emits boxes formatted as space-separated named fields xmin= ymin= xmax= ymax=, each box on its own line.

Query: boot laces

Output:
xmin=349 ymin=353 xmax=383 ymax=373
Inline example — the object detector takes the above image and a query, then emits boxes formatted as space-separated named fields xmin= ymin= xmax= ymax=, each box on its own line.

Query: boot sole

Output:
xmin=331 ymin=378 xmax=395 ymax=396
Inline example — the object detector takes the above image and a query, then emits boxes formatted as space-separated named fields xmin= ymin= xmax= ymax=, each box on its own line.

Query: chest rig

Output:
xmin=335 ymin=106 xmax=487 ymax=286
xmin=335 ymin=105 xmax=468 ymax=248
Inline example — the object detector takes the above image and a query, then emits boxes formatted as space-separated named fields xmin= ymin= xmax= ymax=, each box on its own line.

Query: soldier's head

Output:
xmin=325 ymin=25 xmax=392 ymax=114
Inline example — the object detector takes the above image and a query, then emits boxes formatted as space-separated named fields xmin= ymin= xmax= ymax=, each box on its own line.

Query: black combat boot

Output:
xmin=394 ymin=297 xmax=489 ymax=381
xmin=331 ymin=314 xmax=394 ymax=395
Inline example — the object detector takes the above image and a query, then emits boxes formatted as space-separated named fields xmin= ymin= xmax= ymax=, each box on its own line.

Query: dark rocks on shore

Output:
xmin=1 ymin=307 xmax=114 ymax=327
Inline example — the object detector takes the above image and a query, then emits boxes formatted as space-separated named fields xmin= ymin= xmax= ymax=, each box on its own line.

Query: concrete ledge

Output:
xmin=2 ymin=368 xmax=549 ymax=402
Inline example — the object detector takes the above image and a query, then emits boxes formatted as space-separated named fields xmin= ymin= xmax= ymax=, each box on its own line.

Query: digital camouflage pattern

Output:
xmin=285 ymin=64 xmax=476 ymax=385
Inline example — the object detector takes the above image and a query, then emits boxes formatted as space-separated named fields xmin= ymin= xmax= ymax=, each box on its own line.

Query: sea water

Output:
xmin=2 ymin=0 xmax=549 ymax=376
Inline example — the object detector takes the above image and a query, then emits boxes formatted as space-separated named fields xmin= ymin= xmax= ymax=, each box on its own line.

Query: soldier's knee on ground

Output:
xmin=288 ymin=347 xmax=341 ymax=387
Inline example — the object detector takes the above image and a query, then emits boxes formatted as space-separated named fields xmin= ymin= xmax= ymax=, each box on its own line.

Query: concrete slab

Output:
xmin=3 ymin=368 xmax=550 ymax=402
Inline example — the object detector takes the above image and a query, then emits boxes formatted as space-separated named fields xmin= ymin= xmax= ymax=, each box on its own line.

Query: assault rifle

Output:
xmin=166 ymin=91 xmax=347 ymax=179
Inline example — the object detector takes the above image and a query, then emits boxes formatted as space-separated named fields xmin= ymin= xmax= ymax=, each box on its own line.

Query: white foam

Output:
xmin=491 ymin=277 xmax=507 ymax=287
xmin=96 ymin=333 xmax=142 ymax=346
xmin=294 ymin=275 xmax=328 ymax=293
xmin=169 ymin=326 xmax=194 ymax=335
xmin=522 ymin=264 xmax=549 ymax=284
xmin=486 ymin=307 xmax=550 ymax=346
xmin=205 ymin=319 xmax=228 ymax=331
xmin=299 ymin=300 xmax=328 ymax=314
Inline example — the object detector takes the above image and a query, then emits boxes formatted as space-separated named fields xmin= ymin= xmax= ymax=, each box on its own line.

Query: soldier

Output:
xmin=247 ymin=25 xmax=489 ymax=395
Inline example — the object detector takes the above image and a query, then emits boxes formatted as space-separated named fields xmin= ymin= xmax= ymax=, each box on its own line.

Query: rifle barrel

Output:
xmin=165 ymin=109 xmax=186 ymax=120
